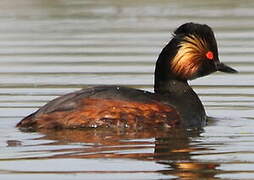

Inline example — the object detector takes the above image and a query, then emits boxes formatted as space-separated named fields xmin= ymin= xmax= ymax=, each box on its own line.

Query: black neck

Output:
xmin=153 ymin=40 xmax=206 ymax=128
xmin=154 ymin=67 xmax=206 ymax=127
xmin=154 ymin=38 xmax=186 ymax=94
xmin=154 ymin=77 xmax=189 ymax=95
xmin=153 ymin=43 xmax=198 ymax=99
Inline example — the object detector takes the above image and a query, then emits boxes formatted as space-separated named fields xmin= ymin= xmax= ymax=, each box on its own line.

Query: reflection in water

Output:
xmin=154 ymin=130 xmax=219 ymax=179
xmin=6 ymin=140 xmax=22 ymax=147
xmin=30 ymin=128 xmax=219 ymax=179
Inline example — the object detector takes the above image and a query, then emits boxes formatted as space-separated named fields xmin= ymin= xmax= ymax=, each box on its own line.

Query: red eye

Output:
xmin=206 ymin=51 xmax=214 ymax=60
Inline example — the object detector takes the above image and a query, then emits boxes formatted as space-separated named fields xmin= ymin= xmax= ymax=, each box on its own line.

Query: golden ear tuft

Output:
xmin=171 ymin=35 xmax=209 ymax=79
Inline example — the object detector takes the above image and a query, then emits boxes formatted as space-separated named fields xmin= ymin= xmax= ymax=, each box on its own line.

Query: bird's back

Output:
xmin=17 ymin=86 xmax=180 ymax=130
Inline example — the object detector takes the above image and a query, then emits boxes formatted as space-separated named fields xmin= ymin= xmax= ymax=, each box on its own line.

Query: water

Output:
xmin=0 ymin=0 xmax=254 ymax=179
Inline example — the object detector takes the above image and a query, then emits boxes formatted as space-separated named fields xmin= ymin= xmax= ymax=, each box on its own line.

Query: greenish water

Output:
xmin=0 ymin=0 xmax=254 ymax=179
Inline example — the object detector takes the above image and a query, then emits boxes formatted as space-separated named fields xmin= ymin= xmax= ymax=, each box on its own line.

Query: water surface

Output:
xmin=0 ymin=0 xmax=254 ymax=179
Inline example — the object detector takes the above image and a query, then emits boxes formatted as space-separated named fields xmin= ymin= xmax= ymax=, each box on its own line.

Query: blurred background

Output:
xmin=0 ymin=0 xmax=254 ymax=179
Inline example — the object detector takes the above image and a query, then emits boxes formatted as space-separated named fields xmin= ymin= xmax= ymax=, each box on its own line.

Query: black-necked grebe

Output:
xmin=17 ymin=22 xmax=237 ymax=130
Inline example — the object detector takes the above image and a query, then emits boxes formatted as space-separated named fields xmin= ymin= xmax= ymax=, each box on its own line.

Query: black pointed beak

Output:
xmin=216 ymin=62 xmax=238 ymax=73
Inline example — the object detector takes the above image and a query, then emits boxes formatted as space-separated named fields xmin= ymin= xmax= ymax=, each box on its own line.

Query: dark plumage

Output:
xmin=17 ymin=22 xmax=237 ymax=131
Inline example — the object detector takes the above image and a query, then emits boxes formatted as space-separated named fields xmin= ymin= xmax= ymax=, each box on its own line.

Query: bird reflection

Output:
xmin=154 ymin=129 xmax=219 ymax=179
xmin=31 ymin=128 xmax=219 ymax=179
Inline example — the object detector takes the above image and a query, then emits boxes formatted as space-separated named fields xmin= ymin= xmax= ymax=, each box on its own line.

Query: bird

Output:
xmin=17 ymin=22 xmax=237 ymax=131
